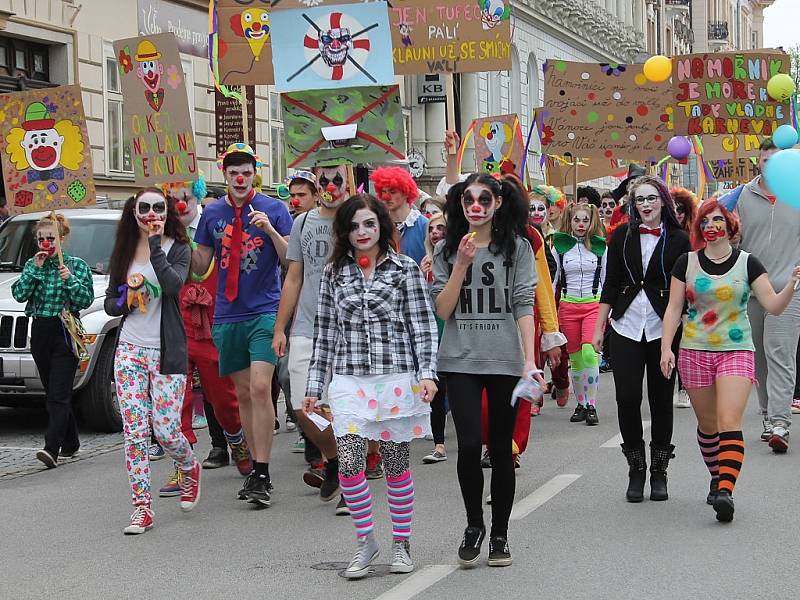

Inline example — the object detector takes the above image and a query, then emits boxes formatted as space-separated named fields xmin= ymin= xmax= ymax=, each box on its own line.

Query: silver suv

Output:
xmin=0 ymin=209 xmax=122 ymax=432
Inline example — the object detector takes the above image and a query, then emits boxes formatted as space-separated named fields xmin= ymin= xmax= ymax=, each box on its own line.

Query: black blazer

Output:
xmin=600 ymin=224 xmax=690 ymax=321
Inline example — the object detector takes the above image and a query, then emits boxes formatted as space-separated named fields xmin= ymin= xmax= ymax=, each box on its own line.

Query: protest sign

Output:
xmin=542 ymin=60 xmax=672 ymax=162
xmin=388 ymin=0 xmax=512 ymax=74
xmin=545 ymin=156 xmax=620 ymax=190
xmin=113 ymin=33 xmax=198 ymax=185
xmin=215 ymin=0 xmax=274 ymax=85
xmin=472 ymin=114 xmax=523 ymax=174
xmin=0 ymin=85 xmax=96 ymax=215
xmin=281 ymin=85 xmax=405 ymax=167
xmin=215 ymin=86 xmax=256 ymax=152
xmin=708 ymin=157 xmax=759 ymax=182
xmin=270 ymin=3 xmax=394 ymax=92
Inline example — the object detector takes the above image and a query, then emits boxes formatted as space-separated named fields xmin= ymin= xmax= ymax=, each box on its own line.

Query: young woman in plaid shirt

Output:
xmin=304 ymin=194 xmax=438 ymax=579
xmin=12 ymin=213 xmax=94 ymax=469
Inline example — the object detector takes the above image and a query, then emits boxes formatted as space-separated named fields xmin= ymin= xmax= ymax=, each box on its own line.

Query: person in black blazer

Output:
xmin=591 ymin=176 xmax=690 ymax=503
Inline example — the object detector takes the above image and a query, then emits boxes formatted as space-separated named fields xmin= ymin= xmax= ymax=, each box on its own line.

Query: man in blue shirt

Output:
xmin=370 ymin=166 xmax=428 ymax=265
xmin=192 ymin=143 xmax=292 ymax=507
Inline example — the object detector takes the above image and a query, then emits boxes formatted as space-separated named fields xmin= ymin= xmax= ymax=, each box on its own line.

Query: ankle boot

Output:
xmin=649 ymin=442 xmax=675 ymax=501
xmin=620 ymin=442 xmax=647 ymax=503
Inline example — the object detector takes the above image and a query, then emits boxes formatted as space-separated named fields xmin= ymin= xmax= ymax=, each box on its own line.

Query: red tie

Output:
xmin=224 ymin=204 xmax=243 ymax=302
xmin=639 ymin=226 xmax=661 ymax=236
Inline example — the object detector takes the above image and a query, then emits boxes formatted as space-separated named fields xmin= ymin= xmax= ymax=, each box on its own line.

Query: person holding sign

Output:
xmin=11 ymin=214 xmax=93 ymax=469
xmin=104 ymin=189 xmax=201 ymax=534
xmin=660 ymin=199 xmax=800 ymax=522
xmin=591 ymin=176 xmax=689 ymax=503
xmin=191 ymin=144 xmax=292 ymax=508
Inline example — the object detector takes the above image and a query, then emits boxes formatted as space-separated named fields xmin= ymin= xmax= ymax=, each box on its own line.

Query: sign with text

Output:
xmin=418 ymin=74 xmax=446 ymax=103
xmin=113 ymin=33 xmax=197 ymax=185
xmin=389 ymin=0 xmax=511 ymax=74
xmin=672 ymin=51 xmax=790 ymax=138
xmin=708 ymin=157 xmax=759 ymax=182
xmin=138 ymin=0 xmax=209 ymax=58
xmin=215 ymin=86 xmax=256 ymax=152
xmin=0 ymin=85 xmax=96 ymax=214
xmin=542 ymin=60 xmax=672 ymax=162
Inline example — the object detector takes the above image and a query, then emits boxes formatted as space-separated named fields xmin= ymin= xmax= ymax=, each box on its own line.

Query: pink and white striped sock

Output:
xmin=697 ymin=428 xmax=720 ymax=480
xmin=339 ymin=471 xmax=374 ymax=539
xmin=386 ymin=470 xmax=414 ymax=541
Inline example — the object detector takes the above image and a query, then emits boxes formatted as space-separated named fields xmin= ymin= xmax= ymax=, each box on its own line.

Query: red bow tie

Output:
xmin=639 ymin=226 xmax=661 ymax=236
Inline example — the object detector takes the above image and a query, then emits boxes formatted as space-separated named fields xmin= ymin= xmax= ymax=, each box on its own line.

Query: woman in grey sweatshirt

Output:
xmin=432 ymin=173 xmax=538 ymax=569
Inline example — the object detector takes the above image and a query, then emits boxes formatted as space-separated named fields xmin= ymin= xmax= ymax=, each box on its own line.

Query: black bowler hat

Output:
xmin=611 ymin=163 xmax=646 ymax=201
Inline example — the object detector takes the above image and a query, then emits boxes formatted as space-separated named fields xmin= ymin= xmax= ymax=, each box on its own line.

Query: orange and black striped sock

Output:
xmin=718 ymin=431 xmax=745 ymax=494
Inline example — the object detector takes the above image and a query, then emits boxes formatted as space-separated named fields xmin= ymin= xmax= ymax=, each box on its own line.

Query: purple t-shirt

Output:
xmin=195 ymin=192 xmax=292 ymax=323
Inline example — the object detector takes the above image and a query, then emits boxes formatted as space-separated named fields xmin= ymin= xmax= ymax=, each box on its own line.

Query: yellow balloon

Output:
xmin=767 ymin=73 xmax=796 ymax=102
xmin=643 ymin=55 xmax=672 ymax=83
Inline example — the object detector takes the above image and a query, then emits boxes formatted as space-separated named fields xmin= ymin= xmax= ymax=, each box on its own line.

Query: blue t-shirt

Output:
xmin=194 ymin=192 xmax=293 ymax=323
xmin=399 ymin=212 xmax=428 ymax=265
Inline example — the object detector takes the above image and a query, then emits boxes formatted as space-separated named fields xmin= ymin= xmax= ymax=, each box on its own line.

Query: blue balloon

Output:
xmin=773 ymin=124 xmax=799 ymax=150
xmin=764 ymin=149 xmax=800 ymax=209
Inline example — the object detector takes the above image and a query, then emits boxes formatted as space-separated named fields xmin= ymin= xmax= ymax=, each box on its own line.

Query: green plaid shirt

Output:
xmin=11 ymin=252 xmax=94 ymax=317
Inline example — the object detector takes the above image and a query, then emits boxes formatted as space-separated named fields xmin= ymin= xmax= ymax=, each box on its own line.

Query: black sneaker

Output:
xmin=713 ymin=489 xmax=734 ymax=522
xmin=237 ymin=473 xmax=257 ymax=500
xmin=706 ymin=478 xmax=719 ymax=506
xmin=585 ymin=406 xmax=599 ymax=426
xmin=488 ymin=536 xmax=512 ymax=567
xmin=320 ymin=461 xmax=340 ymax=502
xmin=335 ymin=495 xmax=351 ymax=516
xmin=569 ymin=405 xmax=587 ymax=423
xmin=457 ymin=526 xmax=486 ymax=568
xmin=247 ymin=475 xmax=272 ymax=507
xmin=202 ymin=447 xmax=230 ymax=469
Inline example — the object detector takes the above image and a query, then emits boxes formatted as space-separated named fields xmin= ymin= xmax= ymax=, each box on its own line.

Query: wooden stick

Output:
xmin=445 ymin=73 xmax=457 ymax=155
xmin=732 ymin=136 xmax=739 ymax=185
xmin=51 ymin=210 xmax=64 ymax=267
xmin=572 ymin=157 xmax=579 ymax=202
xmin=241 ymin=87 xmax=250 ymax=146
xmin=346 ymin=164 xmax=356 ymax=196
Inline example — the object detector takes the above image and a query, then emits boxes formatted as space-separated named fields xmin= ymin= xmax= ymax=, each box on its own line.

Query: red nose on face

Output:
xmin=326 ymin=183 xmax=337 ymax=193
xmin=487 ymin=132 xmax=494 ymax=140
xmin=252 ymin=22 xmax=261 ymax=31
xmin=291 ymin=199 xmax=300 ymax=207
xmin=175 ymin=200 xmax=188 ymax=213
xmin=41 ymin=239 xmax=51 ymax=249
xmin=469 ymin=205 xmax=483 ymax=214
xmin=236 ymin=176 xmax=245 ymax=185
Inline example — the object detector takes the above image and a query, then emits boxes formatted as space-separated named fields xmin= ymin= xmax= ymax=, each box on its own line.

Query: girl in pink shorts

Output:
xmin=661 ymin=199 xmax=800 ymax=523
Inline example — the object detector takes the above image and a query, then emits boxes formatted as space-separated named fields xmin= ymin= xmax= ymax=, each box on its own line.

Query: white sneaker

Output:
xmin=791 ymin=400 xmax=800 ymax=415
xmin=674 ymin=389 xmax=691 ymax=408
xmin=344 ymin=532 xmax=380 ymax=579
xmin=390 ymin=540 xmax=414 ymax=574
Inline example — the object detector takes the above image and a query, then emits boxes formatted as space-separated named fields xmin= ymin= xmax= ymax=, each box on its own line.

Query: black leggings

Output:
xmin=446 ymin=372 xmax=518 ymax=538
xmin=610 ymin=330 xmax=677 ymax=447
xmin=430 ymin=377 xmax=447 ymax=445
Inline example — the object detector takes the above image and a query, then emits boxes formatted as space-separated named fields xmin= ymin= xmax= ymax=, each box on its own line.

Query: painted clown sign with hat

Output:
xmin=0 ymin=84 xmax=96 ymax=215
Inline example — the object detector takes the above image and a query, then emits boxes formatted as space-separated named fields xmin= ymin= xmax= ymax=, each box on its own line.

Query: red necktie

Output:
xmin=639 ymin=226 xmax=661 ymax=236
xmin=224 ymin=205 xmax=243 ymax=302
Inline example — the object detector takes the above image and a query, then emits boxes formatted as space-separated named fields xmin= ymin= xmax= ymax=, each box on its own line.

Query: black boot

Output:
xmin=621 ymin=442 xmax=647 ymax=503
xmin=649 ymin=442 xmax=675 ymax=501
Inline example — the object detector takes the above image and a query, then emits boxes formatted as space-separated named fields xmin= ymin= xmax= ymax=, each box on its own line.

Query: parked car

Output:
xmin=0 ymin=209 xmax=122 ymax=432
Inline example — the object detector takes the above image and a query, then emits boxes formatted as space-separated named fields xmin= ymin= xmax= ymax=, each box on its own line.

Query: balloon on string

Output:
xmin=643 ymin=55 xmax=672 ymax=83
xmin=766 ymin=73 xmax=796 ymax=102
xmin=773 ymin=124 xmax=799 ymax=149
xmin=764 ymin=149 xmax=800 ymax=209
xmin=667 ymin=136 xmax=692 ymax=160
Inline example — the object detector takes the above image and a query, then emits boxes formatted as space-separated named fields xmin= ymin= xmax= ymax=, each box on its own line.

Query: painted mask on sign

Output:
xmin=319 ymin=28 xmax=352 ymax=67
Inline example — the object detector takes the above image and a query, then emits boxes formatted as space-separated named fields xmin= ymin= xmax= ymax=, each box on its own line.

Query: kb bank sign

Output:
xmin=418 ymin=75 xmax=446 ymax=104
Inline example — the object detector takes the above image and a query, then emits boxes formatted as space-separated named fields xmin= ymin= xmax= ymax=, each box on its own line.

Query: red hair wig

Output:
xmin=691 ymin=198 xmax=740 ymax=251
xmin=370 ymin=167 xmax=419 ymax=204
xmin=670 ymin=186 xmax=698 ymax=234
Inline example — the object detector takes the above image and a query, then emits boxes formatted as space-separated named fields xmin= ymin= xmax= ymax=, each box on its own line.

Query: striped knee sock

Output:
xmin=696 ymin=429 xmax=720 ymax=480
xmin=718 ymin=431 xmax=745 ymax=494
xmin=340 ymin=471 xmax=374 ymax=538
xmin=223 ymin=428 xmax=244 ymax=445
xmin=581 ymin=344 xmax=600 ymax=408
xmin=386 ymin=470 xmax=414 ymax=541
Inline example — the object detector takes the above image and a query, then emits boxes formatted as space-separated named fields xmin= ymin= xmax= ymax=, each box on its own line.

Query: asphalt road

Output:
xmin=2 ymin=374 xmax=798 ymax=600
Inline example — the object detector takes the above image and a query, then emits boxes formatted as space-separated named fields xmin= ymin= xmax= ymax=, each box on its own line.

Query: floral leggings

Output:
xmin=115 ymin=342 xmax=196 ymax=507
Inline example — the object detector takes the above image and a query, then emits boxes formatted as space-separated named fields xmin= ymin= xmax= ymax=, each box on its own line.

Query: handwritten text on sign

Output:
xmin=673 ymin=52 xmax=790 ymax=137
xmin=389 ymin=0 xmax=511 ymax=74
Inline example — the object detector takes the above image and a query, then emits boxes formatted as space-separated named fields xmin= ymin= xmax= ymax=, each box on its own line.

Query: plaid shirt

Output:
xmin=306 ymin=249 xmax=438 ymax=398
xmin=11 ymin=252 xmax=94 ymax=317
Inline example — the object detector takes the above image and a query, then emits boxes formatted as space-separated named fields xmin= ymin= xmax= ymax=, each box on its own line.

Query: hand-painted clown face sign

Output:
xmin=230 ymin=7 xmax=271 ymax=60
xmin=135 ymin=40 xmax=165 ymax=112
xmin=479 ymin=0 xmax=510 ymax=31
xmin=319 ymin=28 xmax=352 ymax=67
xmin=479 ymin=120 xmax=514 ymax=174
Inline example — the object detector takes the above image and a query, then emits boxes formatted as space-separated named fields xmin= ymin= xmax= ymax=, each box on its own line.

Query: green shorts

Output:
xmin=212 ymin=313 xmax=278 ymax=376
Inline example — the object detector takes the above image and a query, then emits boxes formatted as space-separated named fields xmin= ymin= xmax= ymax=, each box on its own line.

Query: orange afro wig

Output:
xmin=370 ymin=166 xmax=419 ymax=205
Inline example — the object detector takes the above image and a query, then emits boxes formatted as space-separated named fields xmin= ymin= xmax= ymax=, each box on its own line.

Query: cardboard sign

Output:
xmin=270 ymin=3 xmax=395 ymax=92
xmin=672 ymin=51 xmax=790 ymax=138
xmin=545 ymin=157 xmax=620 ymax=190
xmin=281 ymin=85 xmax=405 ymax=167
xmin=0 ymin=85 xmax=96 ymax=215
xmin=708 ymin=157 xmax=759 ymax=182
xmin=542 ymin=60 xmax=672 ymax=162
xmin=388 ymin=0 xmax=512 ymax=74
xmin=215 ymin=0 xmax=274 ymax=85
xmin=472 ymin=114 xmax=523 ymax=174
xmin=113 ymin=33 xmax=198 ymax=185
xmin=215 ymin=86 xmax=256 ymax=152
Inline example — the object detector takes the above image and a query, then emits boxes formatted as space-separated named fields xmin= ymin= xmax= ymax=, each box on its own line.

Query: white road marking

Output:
xmin=373 ymin=565 xmax=458 ymax=600
xmin=510 ymin=474 xmax=582 ymax=521
xmin=600 ymin=421 xmax=651 ymax=448
xmin=0 ymin=446 xmax=40 ymax=451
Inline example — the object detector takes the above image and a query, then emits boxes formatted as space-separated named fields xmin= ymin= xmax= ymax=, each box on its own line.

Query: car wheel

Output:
xmin=78 ymin=334 xmax=122 ymax=433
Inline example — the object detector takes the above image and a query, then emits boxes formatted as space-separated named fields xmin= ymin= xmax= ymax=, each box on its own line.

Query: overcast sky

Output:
xmin=764 ymin=0 xmax=800 ymax=48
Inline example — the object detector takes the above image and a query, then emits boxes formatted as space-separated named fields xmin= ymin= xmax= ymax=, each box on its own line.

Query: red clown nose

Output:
xmin=326 ymin=183 xmax=337 ymax=193
xmin=291 ymin=199 xmax=300 ymax=207
xmin=41 ymin=239 xmax=51 ymax=249
xmin=469 ymin=205 xmax=483 ymax=213
xmin=175 ymin=200 xmax=188 ymax=213
xmin=236 ymin=175 xmax=245 ymax=185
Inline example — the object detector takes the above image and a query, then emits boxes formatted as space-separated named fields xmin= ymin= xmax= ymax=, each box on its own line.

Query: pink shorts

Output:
xmin=677 ymin=349 xmax=756 ymax=389
xmin=558 ymin=301 xmax=599 ymax=354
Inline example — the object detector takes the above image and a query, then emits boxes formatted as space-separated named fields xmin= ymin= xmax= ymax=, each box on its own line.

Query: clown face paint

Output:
xmin=349 ymin=208 xmax=380 ymax=252
xmin=571 ymin=208 xmax=591 ymax=239
xmin=135 ymin=191 xmax=167 ymax=233
xmin=599 ymin=197 xmax=616 ymax=220
xmin=36 ymin=223 xmax=58 ymax=257
xmin=700 ymin=209 xmax=728 ymax=243
xmin=378 ymin=187 xmax=408 ymax=212
xmin=547 ymin=203 xmax=562 ymax=226
xmin=172 ymin=187 xmax=198 ymax=227
xmin=315 ymin=166 xmax=348 ymax=208
xmin=23 ymin=129 xmax=64 ymax=171
xmin=529 ymin=199 xmax=547 ymax=226
xmin=289 ymin=181 xmax=318 ymax=213
xmin=461 ymin=183 xmax=499 ymax=227
xmin=224 ymin=165 xmax=255 ymax=202
xmin=428 ymin=219 xmax=446 ymax=245
xmin=631 ymin=183 xmax=663 ymax=228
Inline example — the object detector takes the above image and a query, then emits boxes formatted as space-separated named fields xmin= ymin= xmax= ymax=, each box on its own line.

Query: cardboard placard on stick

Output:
xmin=0 ymin=84 xmax=96 ymax=215
xmin=708 ymin=157 xmax=759 ymax=183
xmin=545 ymin=156 xmax=620 ymax=190
xmin=542 ymin=60 xmax=672 ymax=162
xmin=472 ymin=114 xmax=523 ymax=174
xmin=215 ymin=0 xmax=275 ymax=85
xmin=113 ymin=33 xmax=198 ymax=186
